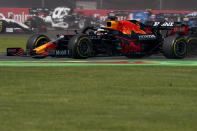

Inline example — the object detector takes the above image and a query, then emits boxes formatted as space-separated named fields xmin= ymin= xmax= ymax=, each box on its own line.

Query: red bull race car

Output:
xmin=7 ymin=19 xmax=197 ymax=59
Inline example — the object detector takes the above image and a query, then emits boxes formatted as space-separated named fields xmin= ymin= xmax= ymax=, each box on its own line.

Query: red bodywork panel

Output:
xmin=169 ymin=26 xmax=189 ymax=36
xmin=116 ymin=20 xmax=147 ymax=35
xmin=45 ymin=43 xmax=57 ymax=50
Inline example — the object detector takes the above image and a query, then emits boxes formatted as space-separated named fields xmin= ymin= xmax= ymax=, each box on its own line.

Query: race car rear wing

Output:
xmin=145 ymin=21 xmax=183 ymax=28
xmin=145 ymin=21 xmax=197 ymax=36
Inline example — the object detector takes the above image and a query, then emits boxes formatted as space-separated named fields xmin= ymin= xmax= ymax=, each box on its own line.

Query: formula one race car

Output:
xmin=155 ymin=13 xmax=183 ymax=22
xmin=44 ymin=7 xmax=102 ymax=30
xmin=7 ymin=19 xmax=197 ymax=59
xmin=0 ymin=13 xmax=47 ymax=33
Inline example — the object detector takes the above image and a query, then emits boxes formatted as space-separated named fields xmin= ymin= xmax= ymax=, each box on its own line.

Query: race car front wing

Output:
xmin=7 ymin=48 xmax=71 ymax=58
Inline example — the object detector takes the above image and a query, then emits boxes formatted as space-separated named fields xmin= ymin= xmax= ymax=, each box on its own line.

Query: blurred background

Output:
xmin=0 ymin=0 xmax=197 ymax=10
xmin=0 ymin=0 xmax=197 ymax=34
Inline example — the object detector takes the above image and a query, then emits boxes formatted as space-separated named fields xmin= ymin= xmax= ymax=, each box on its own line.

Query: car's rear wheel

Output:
xmin=68 ymin=35 xmax=93 ymax=59
xmin=26 ymin=34 xmax=50 ymax=54
xmin=187 ymin=35 xmax=197 ymax=56
xmin=163 ymin=35 xmax=187 ymax=59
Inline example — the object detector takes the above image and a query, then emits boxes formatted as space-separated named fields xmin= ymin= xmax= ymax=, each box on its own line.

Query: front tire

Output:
xmin=68 ymin=35 xmax=93 ymax=59
xmin=0 ymin=21 xmax=6 ymax=33
xmin=26 ymin=34 xmax=50 ymax=54
xmin=163 ymin=35 xmax=187 ymax=59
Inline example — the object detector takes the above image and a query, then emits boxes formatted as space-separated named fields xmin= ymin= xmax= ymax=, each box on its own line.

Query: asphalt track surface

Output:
xmin=1 ymin=53 xmax=197 ymax=66
xmin=1 ymin=30 xmax=197 ymax=66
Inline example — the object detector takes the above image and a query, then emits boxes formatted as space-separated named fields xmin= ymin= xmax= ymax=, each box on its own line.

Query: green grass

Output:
xmin=0 ymin=66 xmax=197 ymax=131
xmin=0 ymin=37 xmax=27 ymax=52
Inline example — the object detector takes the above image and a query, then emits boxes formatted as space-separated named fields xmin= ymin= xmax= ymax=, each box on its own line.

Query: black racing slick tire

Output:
xmin=187 ymin=35 xmax=197 ymax=56
xmin=0 ymin=20 xmax=6 ymax=33
xmin=26 ymin=34 xmax=50 ymax=54
xmin=68 ymin=35 xmax=93 ymax=59
xmin=163 ymin=35 xmax=187 ymax=59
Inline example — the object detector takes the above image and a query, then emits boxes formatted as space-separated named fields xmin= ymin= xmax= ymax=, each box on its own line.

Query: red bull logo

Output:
xmin=107 ymin=20 xmax=146 ymax=35
xmin=115 ymin=36 xmax=142 ymax=53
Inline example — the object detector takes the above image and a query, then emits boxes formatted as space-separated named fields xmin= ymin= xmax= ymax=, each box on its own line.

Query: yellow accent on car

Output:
xmin=106 ymin=21 xmax=119 ymax=30
xmin=34 ymin=37 xmax=49 ymax=47
xmin=187 ymin=37 xmax=197 ymax=43
xmin=33 ymin=44 xmax=48 ymax=54
xmin=173 ymin=38 xmax=186 ymax=58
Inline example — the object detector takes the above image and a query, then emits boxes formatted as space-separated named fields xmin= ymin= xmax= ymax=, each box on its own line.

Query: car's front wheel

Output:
xmin=0 ymin=21 xmax=6 ymax=33
xmin=26 ymin=34 xmax=50 ymax=54
xmin=68 ymin=35 xmax=93 ymax=59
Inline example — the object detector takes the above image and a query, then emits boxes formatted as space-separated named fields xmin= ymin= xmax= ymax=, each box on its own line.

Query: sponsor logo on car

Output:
xmin=56 ymin=50 xmax=70 ymax=56
xmin=46 ymin=50 xmax=70 ymax=56
xmin=139 ymin=35 xmax=156 ymax=40
xmin=88 ymin=35 xmax=101 ymax=40
xmin=153 ymin=22 xmax=174 ymax=27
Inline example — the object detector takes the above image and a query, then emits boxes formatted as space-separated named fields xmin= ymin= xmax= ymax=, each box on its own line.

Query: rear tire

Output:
xmin=163 ymin=35 xmax=187 ymax=59
xmin=26 ymin=34 xmax=50 ymax=54
xmin=68 ymin=35 xmax=93 ymax=59
xmin=187 ymin=35 xmax=197 ymax=56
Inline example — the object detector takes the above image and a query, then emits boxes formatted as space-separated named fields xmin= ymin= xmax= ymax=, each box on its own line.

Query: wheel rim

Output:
xmin=35 ymin=37 xmax=50 ymax=48
xmin=175 ymin=41 xmax=187 ymax=56
xmin=78 ymin=39 xmax=90 ymax=57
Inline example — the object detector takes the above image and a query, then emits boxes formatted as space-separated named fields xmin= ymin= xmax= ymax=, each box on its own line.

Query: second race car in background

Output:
xmin=127 ymin=11 xmax=153 ymax=23
xmin=155 ymin=13 xmax=183 ymax=22
xmin=108 ymin=10 xmax=153 ymax=23
xmin=46 ymin=7 xmax=103 ymax=30
xmin=0 ymin=13 xmax=47 ymax=33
